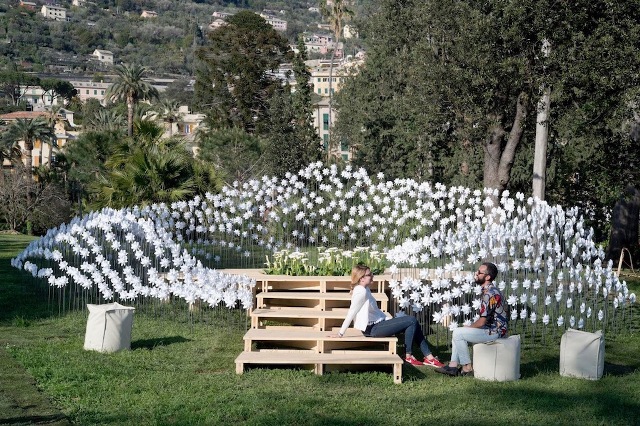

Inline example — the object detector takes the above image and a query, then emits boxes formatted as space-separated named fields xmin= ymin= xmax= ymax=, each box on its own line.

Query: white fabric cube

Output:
xmin=473 ymin=335 xmax=521 ymax=381
xmin=84 ymin=303 xmax=135 ymax=353
xmin=559 ymin=329 xmax=604 ymax=380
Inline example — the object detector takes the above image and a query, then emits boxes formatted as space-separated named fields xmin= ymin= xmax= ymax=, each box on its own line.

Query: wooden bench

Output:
xmin=235 ymin=351 xmax=403 ymax=384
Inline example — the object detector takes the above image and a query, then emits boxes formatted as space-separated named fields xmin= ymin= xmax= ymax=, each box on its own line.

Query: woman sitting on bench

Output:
xmin=334 ymin=264 xmax=444 ymax=367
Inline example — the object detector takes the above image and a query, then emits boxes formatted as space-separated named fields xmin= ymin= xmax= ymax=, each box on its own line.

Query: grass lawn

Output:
xmin=1 ymin=234 xmax=640 ymax=425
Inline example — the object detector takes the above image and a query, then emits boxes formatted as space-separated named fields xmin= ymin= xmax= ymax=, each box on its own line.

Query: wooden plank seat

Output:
xmin=235 ymin=351 xmax=403 ymax=384
xmin=250 ymin=308 xmax=391 ymax=331
xmin=256 ymin=291 xmax=388 ymax=311
xmin=243 ymin=328 xmax=398 ymax=353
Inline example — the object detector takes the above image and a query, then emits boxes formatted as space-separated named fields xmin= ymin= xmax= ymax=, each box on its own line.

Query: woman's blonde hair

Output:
xmin=350 ymin=264 xmax=370 ymax=292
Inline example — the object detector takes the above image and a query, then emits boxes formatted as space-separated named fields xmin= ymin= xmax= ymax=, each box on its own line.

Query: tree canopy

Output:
xmin=335 ymin=0 xmax=640 ymax=228
xmin=194 ymin=11 xmax=292 ymax=134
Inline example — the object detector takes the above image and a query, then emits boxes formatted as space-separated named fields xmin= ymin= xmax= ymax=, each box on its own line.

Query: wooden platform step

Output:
xmin=219 ymin=270 xmax=390 ymax=293
xmin=256 ymin=291 xmax=388 ymax=311
xmin=243 ymin=328 xmax=397 ymax=353
xmin=235 ymin=351 xmax=403 ymax=383
xmin=251 ymin=308 xmax=391 ymax=330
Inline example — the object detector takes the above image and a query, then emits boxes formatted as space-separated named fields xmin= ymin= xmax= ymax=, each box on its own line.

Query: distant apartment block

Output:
xmin=141 ymin=10 xmax=158 ymax=18
xmin=72 ymin=0 xmax=87 ymax=6
xmin=303 ymin=33 xmax=343 ymax=57
xmin=0 ymin=110 xmax=79 ymax=169
xmin=41 ymin=5 xmax=67 ymax=21
xmin=73 ymin=80 xmax=110 ymax=105
xmin=92 ymin=49 xmax=114 ymax=65
xmin=312 ymin=98 xmax=350 ymax=161
xmin=260 ymin=13 xmax=287 ymax=31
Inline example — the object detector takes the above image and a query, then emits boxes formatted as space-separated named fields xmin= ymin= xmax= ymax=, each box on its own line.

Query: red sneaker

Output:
xmin=423 ymin=357 xmax=445 ymax=368
xmin=404 ymin=354 xmax=424 ymax=366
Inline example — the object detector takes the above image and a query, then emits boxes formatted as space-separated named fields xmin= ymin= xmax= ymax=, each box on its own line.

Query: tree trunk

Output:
xmin=607 ymin=186 xmax=640 ymax=262
xmin=127 ymin=97 xmax=134 ymax=137
xmin=483 ymin=92 xmax=528 ymax=193
xmin=533 ymin=88 xmax=551 ymax=200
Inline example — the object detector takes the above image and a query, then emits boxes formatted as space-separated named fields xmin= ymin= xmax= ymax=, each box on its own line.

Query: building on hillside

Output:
xmin=72 ymin=0 xmax=87 ymax=6
xmin=312 ymin=98 xmax=350 ymax=161
xmin=146 ymin=106 xmax=206 ymax=152
xmin=19 ymin=80 xmax=112 ymax=107
xmin=259 ymin=13 xmax=287 ymax=31
xmin=208 ymin=18 xmax=227 ymax=31
xmin=343 ymin=24 xmax=357 ymax=39
xmin=71 ymin=80 xmax=110 ymax=105
xmin=212 ymin=11 xmax=234 ymax=19
xmin=0 ymin=109 xmax=79 ymax=169
xmin=308 ymin=6 xmax=320 ymax=13
xmin=41 ymin=5 xmax=67 ymax=21
xmin=92 ymin=49 xmax=114 ymax=66
xmin=308 ymin=60 xmax=347 ymax=96
xmin=141 ymin=10 xmax=158 ymax=18
xmin=303 ymin=33 xmax=342 ymax=57
xmin=19 ymin=1 xmax=37 ymax=10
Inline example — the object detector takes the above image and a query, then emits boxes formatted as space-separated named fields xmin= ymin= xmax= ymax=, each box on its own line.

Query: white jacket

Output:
xmin=339 ymin=285 xmax=386 ymax=335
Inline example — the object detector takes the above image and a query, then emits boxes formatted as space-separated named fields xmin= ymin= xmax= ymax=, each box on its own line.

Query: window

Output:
xmin=86 ymin=90 xmax=89 ymax=94
xmin=101 ymin=90 xmax=104 ymax=95
xmin=324 ymin=88 xmax=328 ymax=94
xmin=323 ymin=134 xmax=328 ymax=150
xmin=94 ymin=90 xmax=97 ymax=95
xmin=317 ymin=78 xmax=321 ymax=82
xmin=342 ymin=154 xmax=348 ymax=161
xmin=322 ymin=113 xmax=329 ymax=130
xmin=184 ymin=124 xmax=191 ymax=134
xmin=341 ymin=141 xmax=348 ymax=151
xmin=317 ymin=88 xmax=321 ymax=94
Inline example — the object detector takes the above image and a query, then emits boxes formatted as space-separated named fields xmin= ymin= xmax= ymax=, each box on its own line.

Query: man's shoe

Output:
xmin=460 ymin=369 xmax=474 ymax=377
xmin=423 ymin=357 xmax=445 ymax=368
xmin=405 ymin=354 xmax=424 ymax=366
xmin=435 ymin=365 xmax=460 ymax=376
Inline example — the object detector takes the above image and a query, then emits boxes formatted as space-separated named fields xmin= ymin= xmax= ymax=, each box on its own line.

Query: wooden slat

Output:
xmin=257 ymin=292 xmax=388 ymax=301
xmin=256 ymin=291 xmax=388 ymax=311
xmin=243 ymin=328 xmax=397 ymax=353
xmin=235 ymin=351 xmax=403 ymax=383
xmin=243 ymin=328 xmax=395 ymax=342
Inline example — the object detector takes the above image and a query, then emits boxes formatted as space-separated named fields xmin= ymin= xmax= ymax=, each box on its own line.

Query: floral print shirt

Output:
xmin=480 ymin=283 xmax=508 ymax=337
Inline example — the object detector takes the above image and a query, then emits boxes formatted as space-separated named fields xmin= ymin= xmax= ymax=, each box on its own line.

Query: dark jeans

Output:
xmin=367 ymin=316 xmax=431 ymax=357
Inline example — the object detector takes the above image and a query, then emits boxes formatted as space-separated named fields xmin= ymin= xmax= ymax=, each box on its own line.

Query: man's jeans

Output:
xmin=451 ymin=327 xmax=499 ymax=365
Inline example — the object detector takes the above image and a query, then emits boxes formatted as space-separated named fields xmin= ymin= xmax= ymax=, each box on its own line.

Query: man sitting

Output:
xmin=436 ymin=262 xmax=508 ymax=377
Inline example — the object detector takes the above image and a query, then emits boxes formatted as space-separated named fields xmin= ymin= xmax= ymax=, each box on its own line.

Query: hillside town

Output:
xmin=2 ymin=0 xmax=365 ymax=170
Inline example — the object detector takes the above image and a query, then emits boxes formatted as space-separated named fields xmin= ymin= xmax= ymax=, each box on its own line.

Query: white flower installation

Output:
xmin=11 ymin=162 xmax=635 ymax=338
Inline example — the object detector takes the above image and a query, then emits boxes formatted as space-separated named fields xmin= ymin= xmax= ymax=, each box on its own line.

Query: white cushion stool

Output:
xmin=473 ymin=335 xmax=521 ymax=381
xmin=559 ymin=329 xmax=604 ymax=380
xmin=84 ymin=302 xmax=135 ymax=353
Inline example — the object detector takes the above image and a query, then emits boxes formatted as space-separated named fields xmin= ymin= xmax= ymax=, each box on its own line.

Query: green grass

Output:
xmin=1 ymin=234 xmax=640 ymax=425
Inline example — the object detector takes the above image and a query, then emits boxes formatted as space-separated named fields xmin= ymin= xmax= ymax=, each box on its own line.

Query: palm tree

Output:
xmin=7 ymin=118 xmax=55 ymax=179
xmin=320 ymin=0 xmax=353 ymax=159
xmin=155 ymin=99 xmax=182 ymax=137
xmin=106 ymin=64 xmax=159 ymax=137
xmin=87 ymin=109 xmax=126 ymax=133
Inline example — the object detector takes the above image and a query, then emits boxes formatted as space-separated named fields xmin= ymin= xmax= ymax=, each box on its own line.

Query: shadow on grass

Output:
xmin=131 ymin=336 xmax=192 ymax=350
